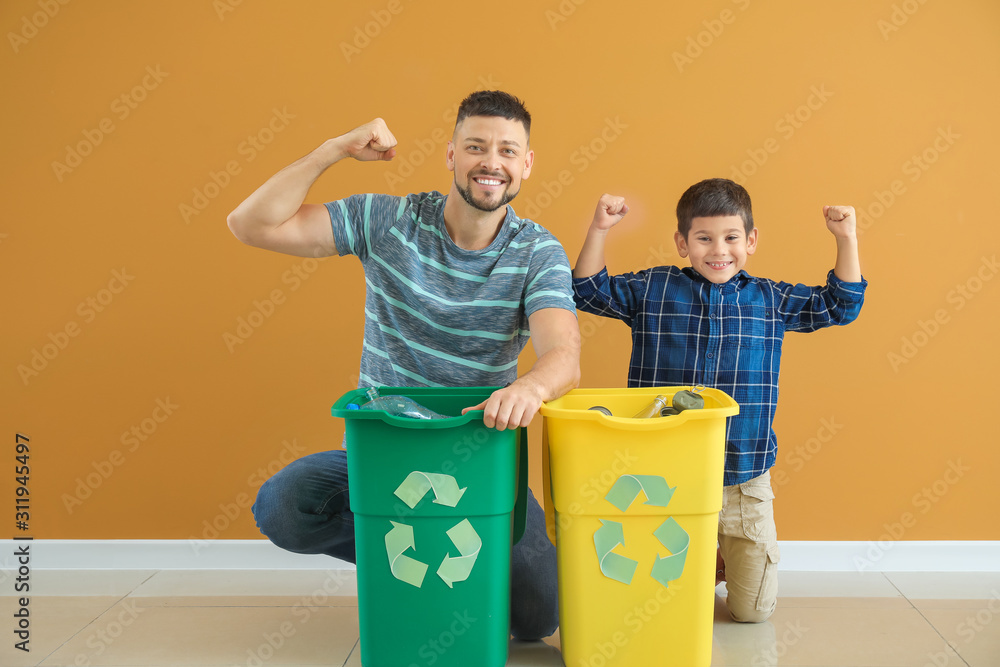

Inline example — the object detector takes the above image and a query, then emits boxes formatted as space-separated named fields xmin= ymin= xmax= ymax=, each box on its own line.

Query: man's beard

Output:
xmin=455 ymin=174 xmax=520 ymax=213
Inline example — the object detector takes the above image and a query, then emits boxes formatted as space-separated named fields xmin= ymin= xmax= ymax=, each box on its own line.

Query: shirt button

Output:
xmin=710 ymin=314 xmax=717 ymax=320
xmin=706 ymin=352 xmax=714 ymax=359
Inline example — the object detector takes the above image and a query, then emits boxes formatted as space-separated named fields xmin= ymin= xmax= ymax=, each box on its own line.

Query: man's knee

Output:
xmin=510 ymin=601 xmax=559 ymax=640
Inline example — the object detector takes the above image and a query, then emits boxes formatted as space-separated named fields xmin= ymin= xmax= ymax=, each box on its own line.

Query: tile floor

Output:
xmin=1 ymin=570 xmax=998 ymax=666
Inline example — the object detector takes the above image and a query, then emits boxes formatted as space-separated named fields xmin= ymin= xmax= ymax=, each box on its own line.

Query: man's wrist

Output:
xmin=314 ymin=138 xmax=350 ymax=167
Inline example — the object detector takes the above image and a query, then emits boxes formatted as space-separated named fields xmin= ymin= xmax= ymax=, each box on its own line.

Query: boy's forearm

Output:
xmin=573 ymin=227 xmax=610 ymax=279
xmin=833 ymin=235 xmax=862 ymax=283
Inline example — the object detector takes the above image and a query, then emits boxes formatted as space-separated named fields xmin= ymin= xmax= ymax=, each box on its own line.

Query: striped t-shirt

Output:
xmin=325 ymin=191 xmax=576 ymax=389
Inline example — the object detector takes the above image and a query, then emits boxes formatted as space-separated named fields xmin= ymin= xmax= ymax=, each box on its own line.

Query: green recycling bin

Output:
xmin=331 ymin=386 xmax=527 ymax=667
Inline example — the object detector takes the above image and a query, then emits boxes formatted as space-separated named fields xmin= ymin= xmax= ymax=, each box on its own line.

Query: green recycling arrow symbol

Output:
xmin=651 ymin=517 xmax=689 ymax=588
xmin=595 ymin=474 xmax=689 ymax=588
xmin=385 ymin=472 xmax=481 ymax=589
xmin=394 ymin=471 xmax=467 ymax=509
xmin=437 ymin=519 xmax=482 ymax=588
xmin=385 ymin=521 xmax=428 ymax=588
xmin=594 ymin=519 xmax=638 ymax=585
xmin=605 ymin=474 xmax=676 ymax=512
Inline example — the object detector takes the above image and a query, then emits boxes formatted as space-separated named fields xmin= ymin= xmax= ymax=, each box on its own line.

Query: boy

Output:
xmin=571 ymin=178 xmax=866 ymax=622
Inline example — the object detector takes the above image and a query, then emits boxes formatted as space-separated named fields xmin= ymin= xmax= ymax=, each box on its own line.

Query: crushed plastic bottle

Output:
xmin=358 ymin=387 xmax=450 ymax=420
xmin=632 ymin=395 xmax=669 ymax=419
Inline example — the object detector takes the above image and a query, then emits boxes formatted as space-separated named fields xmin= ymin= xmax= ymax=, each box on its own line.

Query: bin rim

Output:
xmin=540 ymin=386 xmax=738 ymax=430
xmin=331 ymin=385 xmax=503 ymax=430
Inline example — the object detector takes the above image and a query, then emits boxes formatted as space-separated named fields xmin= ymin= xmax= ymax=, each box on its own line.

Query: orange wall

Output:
xmin=3 ymin=0 xmax=998 ymax=542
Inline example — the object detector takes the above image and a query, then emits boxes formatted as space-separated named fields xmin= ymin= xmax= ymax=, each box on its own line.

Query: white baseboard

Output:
xmin=0 ymin=539 xmax=354 ymax=571
xmin=1 ymin=539 xmax=997 ymax=572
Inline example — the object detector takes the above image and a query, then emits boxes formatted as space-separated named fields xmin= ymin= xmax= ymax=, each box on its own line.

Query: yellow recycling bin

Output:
xmin=541 ymin=387 xmax=738 ymax=667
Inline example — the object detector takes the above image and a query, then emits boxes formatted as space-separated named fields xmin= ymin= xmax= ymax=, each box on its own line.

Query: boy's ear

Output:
xmin=746 ymin=228 xmax=759 ymax=255
xmin=674 ymin=231 xmax=689 ymax=258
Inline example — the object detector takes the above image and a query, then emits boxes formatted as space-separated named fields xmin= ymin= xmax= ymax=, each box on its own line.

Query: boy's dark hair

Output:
xmin=454 ymin=90 xmax=531 ymax=142
xmin=676 ymin=178 xmax=754 ymax=237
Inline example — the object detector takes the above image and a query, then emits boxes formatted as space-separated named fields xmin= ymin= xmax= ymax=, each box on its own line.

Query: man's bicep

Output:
xmin=257 ymin=203 xmax=339 ymax=258
xmin=527 ymin=307 xmax=581 ymax=356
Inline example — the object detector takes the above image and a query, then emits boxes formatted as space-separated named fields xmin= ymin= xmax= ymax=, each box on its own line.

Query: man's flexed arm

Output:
xmin=226 ymin=119 xmax=397 ymax=257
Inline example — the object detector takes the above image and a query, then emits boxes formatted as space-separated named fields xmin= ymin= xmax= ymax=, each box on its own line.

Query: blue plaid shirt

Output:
xmin=573 ymin=266 xmax=867 ymax=486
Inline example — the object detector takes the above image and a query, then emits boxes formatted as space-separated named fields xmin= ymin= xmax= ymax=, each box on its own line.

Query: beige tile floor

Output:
xmin=1 ymin=570 xmax=998 ymax=666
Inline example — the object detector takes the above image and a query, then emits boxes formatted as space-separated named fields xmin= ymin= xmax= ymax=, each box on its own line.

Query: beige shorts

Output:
xmin=717 ymin=469 xmax=780 ymax=623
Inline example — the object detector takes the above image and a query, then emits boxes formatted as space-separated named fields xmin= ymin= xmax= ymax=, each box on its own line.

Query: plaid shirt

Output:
xmin=573 ymin=266 xmax=867 ymax=486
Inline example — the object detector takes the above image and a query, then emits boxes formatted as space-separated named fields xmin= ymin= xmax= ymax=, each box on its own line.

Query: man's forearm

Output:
xmin=227 ymin=139 xmax=346 ymax=239
xmin=515 ymin=342 xmax=581 ymax=403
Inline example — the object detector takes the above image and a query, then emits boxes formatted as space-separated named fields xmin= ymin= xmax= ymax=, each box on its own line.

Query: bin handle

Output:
xmin=512 ymin=426 xmax=528 ymax=545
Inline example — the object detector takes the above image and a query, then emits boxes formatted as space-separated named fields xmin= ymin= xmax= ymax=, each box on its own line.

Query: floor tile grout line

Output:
xmin=880 ymin=571 xmax=915 ymax=608
xmin=881 ymin=573 xmax=974 ymax=667
xmin=341 ymin=637 xmax=359 ymax=667
xmin=32 ymin=590 xmax=132 ymax=667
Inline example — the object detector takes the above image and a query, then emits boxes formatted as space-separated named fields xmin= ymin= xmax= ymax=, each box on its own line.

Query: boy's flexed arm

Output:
xmin=825 ymin=205 xmax=862 ymax=283
xmin=226 ymin=119 xmax=398 ymax=258
xmin=573 ymin=193 xmax=630 ymax=278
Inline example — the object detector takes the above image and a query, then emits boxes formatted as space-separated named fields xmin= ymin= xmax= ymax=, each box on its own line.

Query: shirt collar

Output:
xmin=681 ymin=266 xmax=753 ymax=285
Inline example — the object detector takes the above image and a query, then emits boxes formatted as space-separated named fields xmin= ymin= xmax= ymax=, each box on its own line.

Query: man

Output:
xmin=227 ymin=90 xmax=579 ymax=639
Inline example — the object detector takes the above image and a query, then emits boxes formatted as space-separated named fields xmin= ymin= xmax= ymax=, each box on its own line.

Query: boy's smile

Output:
xmin=674 ymin=215 xmax=758 ymax=284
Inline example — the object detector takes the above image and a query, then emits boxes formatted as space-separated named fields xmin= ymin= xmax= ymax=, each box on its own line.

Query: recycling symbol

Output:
xmin=593 ymin=474 xmax=689 ymax=588
xmin=384 ymin=472 xmax=481 ymax=589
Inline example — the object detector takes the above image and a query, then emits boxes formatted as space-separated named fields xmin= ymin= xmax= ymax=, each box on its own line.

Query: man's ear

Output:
xmin=746 ymin=228 xmax=759 ymax=255
xmin=674 ymin=231 xmax=689 ymax=258
xmin=446 ymin=140 xmax=455 ymax=172
xmin=521 ymin=148 xmax=534 ymax=180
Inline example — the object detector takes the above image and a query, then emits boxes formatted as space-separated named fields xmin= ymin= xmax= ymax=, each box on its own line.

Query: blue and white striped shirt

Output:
xmin=326 ymin=191 xmax=576 ymax=389
xmin=573 ymin=266 xmax=867 ymax=485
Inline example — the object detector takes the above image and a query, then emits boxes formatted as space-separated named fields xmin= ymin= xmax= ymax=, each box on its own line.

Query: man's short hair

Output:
xmin=676 ymin=178 xmax=754 ymax=237
xmin=455 ymin=90 xmax=531 ymax=142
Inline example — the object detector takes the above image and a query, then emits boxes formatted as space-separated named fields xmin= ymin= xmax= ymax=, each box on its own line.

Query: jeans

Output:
xmin=252 ymin=448 xmax=559 ymax=640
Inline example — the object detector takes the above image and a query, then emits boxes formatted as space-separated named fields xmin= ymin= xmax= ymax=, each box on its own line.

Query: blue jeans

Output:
xmin=252 ymin=448 xmax=559 ymax=640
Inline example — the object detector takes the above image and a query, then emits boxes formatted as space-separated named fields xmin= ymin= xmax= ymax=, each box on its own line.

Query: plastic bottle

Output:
xmin=358 ymin=387 xmax=450 ymax=420
xmin=632 ymin=395 xmax=669 ymax=419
